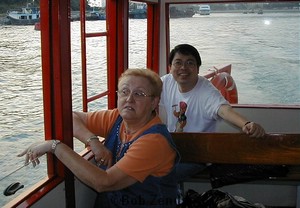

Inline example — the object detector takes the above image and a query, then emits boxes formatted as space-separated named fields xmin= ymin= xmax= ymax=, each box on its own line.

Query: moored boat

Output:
xmin=199 ymin=4 xmax=211 ymax=15
xmin=257 ymin=9 xmax=263 ymax=14
xmin=2 ymin=0 xmax=300 ymax=207
xmin=129 ymin=2 xmax=147 ymax=18
xmin=86 ymin=11 xmax=106 ymax=20
xmin=170 ymin=6 xmax=195 ymax=18
xmin=6 ymin=3 xmax=40 ymax=25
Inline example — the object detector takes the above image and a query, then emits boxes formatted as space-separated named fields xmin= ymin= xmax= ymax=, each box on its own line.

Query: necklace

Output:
xmin=115 ymin=124 xmax=121 ymax=161
xmin=115 ymin=124 xmax=132 ymax=162
xmin=115 ymin=123 xmax=138 ymax=162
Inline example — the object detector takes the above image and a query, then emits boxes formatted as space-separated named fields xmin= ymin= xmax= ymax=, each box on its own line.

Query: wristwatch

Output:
xmin=51 ymin=140 xmax=61 ymax=153
xmin=86 ymin=135 xmax=99 ymax=146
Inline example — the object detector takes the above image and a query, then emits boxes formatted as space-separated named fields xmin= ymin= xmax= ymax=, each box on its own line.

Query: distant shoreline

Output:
xmin=1 ymin=9 xmax=299 ymax=25
xmin=210 ymin=9 xmax=300 ymax=13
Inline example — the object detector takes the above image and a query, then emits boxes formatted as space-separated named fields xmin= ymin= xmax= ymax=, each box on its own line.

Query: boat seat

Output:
xmin=172 ymin=133 xmax=300 ymax=207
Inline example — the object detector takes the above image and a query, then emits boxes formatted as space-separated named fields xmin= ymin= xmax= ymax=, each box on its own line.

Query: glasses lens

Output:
xmin=117 ymin=90 xmax=151 ymax=100
xmin=173 ymin=60 xmax=196 ymax=68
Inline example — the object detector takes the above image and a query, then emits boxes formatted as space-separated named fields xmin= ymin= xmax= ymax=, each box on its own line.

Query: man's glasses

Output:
xmin=172 ymin=60 xmax=196 ymax=69
xmin=116 ymin=89 xmax=153 ymax=100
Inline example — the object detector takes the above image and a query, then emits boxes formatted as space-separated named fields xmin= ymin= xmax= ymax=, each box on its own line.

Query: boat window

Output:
xmin=0 ymin=156 xmax=48 ymax=206
xmin=1 ymin=3 xmax=109 ymax=206
xmin=169 ymin=2 xmax=300 ymax=105
xmin=71 ymin=20 xmax=108 ymax=113
xmin=129 ymin=1 xmax=147 ymax=68
xmin=70 ymin=3 xmax=108 ymax=152
xmin=0 ymin=18 xmax=47 ymax=206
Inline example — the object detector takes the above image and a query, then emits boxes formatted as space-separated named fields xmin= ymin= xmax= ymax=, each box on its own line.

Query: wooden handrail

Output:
xmin=171 ymin=133 xmax=300 ymax=165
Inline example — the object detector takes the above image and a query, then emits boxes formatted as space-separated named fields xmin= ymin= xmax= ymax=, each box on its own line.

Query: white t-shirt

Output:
xmin=160 ymin=74 xmax=229 ymax=132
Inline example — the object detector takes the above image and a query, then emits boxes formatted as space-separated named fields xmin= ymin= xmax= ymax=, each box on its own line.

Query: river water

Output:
xmin=0 ymin=12 xmax=299 ymax=206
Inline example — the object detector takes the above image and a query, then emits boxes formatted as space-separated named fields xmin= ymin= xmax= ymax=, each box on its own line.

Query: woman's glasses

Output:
xmin=116 ymin=89 xmax=153 ymax=100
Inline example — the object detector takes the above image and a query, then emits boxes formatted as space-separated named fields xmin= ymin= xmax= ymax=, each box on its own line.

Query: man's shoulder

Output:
xmin=161 ymin=74 xmax=176 ymax=90
xmin=161 ymin=73 xmax=173 ymax=82
xmin=197 ymin=76 xmax=216 ymax=89
xmin=198 ymin=75 xmax=210 ymax=83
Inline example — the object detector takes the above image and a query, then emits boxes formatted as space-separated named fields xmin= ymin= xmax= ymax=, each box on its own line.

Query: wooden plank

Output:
xmin=171 ymin=133 xmax=300 ymax=165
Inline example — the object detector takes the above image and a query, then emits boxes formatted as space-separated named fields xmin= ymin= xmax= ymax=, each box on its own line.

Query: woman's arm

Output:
xmin=72 ymin=111 xmax=92 ymax=142
xmin=72 ymin=111 xmax=113 ymax=167
xmin=18 ymin=140 xmax=137 ymax=192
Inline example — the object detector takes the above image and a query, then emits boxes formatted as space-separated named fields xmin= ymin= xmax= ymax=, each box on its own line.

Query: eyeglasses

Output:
xmin=172 ymin=60 xmax=196 ymax=69
xmin=116 ymin=89 xmax=153 ymax=100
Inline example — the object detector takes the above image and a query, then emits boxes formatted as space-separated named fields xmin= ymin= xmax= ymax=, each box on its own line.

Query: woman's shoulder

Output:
xmin=87 ymin=109 xmax=120 ymax=128
xmin=88 ymin=108 xmax=119 ymax=118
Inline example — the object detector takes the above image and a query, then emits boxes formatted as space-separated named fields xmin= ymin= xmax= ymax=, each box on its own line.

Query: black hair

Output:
xmin=169 ymin=44 xmax=202 ymax=67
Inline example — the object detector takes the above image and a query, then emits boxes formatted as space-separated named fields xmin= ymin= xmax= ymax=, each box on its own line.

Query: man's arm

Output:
xmin=158 ymin=104 xmax=168 ymax=125
xmin=217 ymin=105 xmax=265 ymax=137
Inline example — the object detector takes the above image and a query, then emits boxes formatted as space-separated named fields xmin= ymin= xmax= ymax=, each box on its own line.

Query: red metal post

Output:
xmin=41 ymin=0 xmax=75 ymax=206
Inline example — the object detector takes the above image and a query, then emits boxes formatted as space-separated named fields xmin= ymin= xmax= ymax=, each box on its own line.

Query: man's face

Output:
xmin=169 ymin=52 xmax=199 ymax=90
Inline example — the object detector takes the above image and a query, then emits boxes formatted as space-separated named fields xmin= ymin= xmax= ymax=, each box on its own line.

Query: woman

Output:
xmin=19 ymin=68 xmax=179 ymax=208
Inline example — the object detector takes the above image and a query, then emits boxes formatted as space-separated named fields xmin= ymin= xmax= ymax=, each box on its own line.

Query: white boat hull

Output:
xmin=6 ymin=16 xmax=39 ymax=25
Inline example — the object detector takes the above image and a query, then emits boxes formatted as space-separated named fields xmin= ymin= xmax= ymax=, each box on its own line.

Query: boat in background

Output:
xmin=257 ymin=9 xmax=263 ymax=14
xmin=86 ymin=11 xmax=106 ymax=20
xmin=243 ymin=8 xmax=263 ymax=14
xmin=129 ymin=2 xmax=147 ymax=19
xmin=199 ymin=5 xmax=211 ymax=15
xmin=170 ymin=6 xmax=195 ymax=18
xmin=6 ymin=3 xmax=40 ymax=25
xmin=86 ymin=6 xmax=106 ymax=20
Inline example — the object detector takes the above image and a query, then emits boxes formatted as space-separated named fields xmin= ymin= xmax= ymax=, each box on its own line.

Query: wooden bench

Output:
xmin=171 ymin=133 xmax=300 ymax=207
xmin=172 ymin=133 xmax=300 ymax=165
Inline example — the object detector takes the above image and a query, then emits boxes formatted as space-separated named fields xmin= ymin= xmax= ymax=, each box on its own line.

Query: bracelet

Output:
xmin=51 ymin=140 xmax=61 ymax=153
xmin=244 ymin=121 xmax=251 ymax=126
xmin=86 ymin=135 xmax=99 ymax=146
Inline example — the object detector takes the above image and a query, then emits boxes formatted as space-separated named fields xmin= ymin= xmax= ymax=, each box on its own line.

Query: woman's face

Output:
xmin=117 ymin=75 xmax=158 ymax=123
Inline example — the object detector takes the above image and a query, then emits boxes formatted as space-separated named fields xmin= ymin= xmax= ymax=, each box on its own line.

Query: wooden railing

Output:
xmin=171 ymin=133 xmax=300 ymax=182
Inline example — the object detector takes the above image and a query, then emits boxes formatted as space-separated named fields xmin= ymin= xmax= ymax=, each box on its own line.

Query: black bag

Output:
xmin=208 ymin=164 xmax=289 ymax=188
xmin=179 ymin=189 xmax=265 ymax=208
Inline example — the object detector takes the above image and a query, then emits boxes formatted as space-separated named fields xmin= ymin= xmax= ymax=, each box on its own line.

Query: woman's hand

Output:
xmin=88 ymin=140 xmax=113 ymax=168
xmin=17 ymin=141 xmax=52 ymax=167
xmin=242 ymin=122 xmax=265 ymax=138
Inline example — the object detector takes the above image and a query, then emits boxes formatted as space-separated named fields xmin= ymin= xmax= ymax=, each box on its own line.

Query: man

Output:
xmin=159 ymin=44 xmax=265 ymax=181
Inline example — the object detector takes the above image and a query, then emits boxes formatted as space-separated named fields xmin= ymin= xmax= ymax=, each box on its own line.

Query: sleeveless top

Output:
xmin=100 ymin=116 xmax=180 ymax=208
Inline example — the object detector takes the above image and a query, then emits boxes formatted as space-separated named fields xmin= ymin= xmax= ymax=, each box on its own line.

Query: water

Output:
xmin=0 ymin=12 xmax=299 ymax=206
xmin=170 ymin=13 xmax=300 ymax=104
